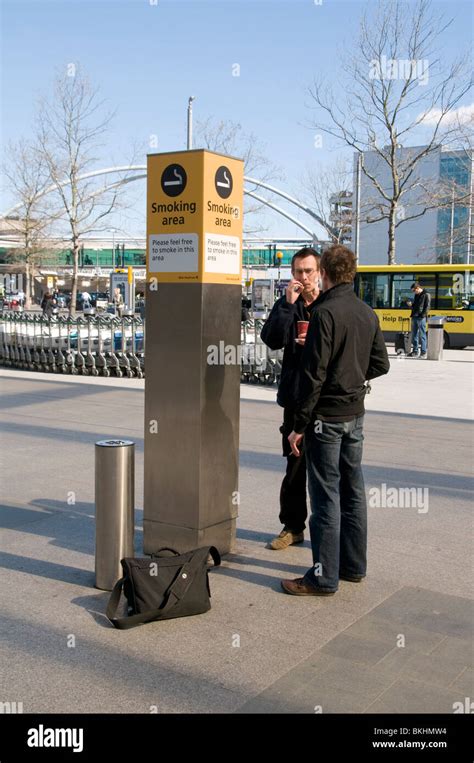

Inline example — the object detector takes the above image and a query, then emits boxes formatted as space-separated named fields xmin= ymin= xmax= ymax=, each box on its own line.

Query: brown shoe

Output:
xmin=281 ymin=578 xmax=336 ymax=596
xmin=268 ymin=529 xmax=304 ymax=550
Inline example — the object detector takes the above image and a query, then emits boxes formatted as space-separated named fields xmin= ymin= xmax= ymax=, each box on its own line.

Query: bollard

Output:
xmin=427 ymin=316 xmax=446 ymax=361
xmin=95 ymin=439 xmax=135 ymax=590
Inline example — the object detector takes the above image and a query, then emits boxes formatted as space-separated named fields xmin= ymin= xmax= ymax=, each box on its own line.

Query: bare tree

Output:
xmin=37 ymin=66 xmax=132 ymax=314
xmin=194 ymin=117 xmax=283 ymax=235
xmin=2 ymin=139 xmax=56 ymax=306
xmin=308 ymin=0 xmax=473 ymax=263
xmin=300 ymin=159 xmax=353 ymax=243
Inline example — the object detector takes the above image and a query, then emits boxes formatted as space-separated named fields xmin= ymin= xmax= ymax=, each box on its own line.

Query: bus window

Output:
xmin=358 ymin=273 xmax=390 ymax=308
xmin=391 ymin=273 xmax=435 ymax=309
xmin=374 ymin=274 xmax=390 ymax=308
xmin=357 ymin=273 xmax=376 ymax=306
xmin=418 ymin=274 xmax=436 ymax=308
xmin=438 ymin=273 xmax=472 ymax=310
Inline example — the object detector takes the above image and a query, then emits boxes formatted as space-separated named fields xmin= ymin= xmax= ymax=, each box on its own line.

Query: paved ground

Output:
xmin=0 ymin=348 xmax=472 ymax=713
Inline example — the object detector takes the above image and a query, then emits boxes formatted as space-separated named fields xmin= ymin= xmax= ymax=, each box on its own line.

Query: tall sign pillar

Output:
xmin=144 ymin=150 xmax=244 ymax=554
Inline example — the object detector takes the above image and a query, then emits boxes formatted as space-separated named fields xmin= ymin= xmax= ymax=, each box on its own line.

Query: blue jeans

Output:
xmin=412 ymin=316 xmax=427 ymax=353
xmin=303 ymin=415 xmax=367 ymax=592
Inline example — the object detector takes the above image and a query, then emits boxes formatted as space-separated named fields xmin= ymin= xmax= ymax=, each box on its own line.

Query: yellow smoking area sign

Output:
xmin=146 ymin=149 xmax=244 ymax=284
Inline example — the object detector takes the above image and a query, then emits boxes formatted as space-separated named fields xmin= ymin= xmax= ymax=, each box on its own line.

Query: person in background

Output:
xmin=409 ymin=282 xmax=431 ymax=358
xmin=41 ymin=291 xmax=57 ymax=318
xmin=241 ymin=294 xmax=251 ymax=322
xmin=260 ymin=247 xmax=321 ymax=550
xmin=81 ymin=290 xmax=92 ymax=310
xmin=113 ymin=287 xmax=124 ymax=317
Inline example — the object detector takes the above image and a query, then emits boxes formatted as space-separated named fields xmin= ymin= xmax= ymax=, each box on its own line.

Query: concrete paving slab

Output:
xmin=365 ymin=677 xmax=464 ymax=714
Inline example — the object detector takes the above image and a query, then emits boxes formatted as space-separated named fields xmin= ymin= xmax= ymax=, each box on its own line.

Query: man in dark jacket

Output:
xmin=409 ymin=282 xmax=431 ymax=358
xmin=281 ymin=245 xmax=390 ymax=596
xmin=260 ymin=247 xmax=321 ymax=549
xmin=41 ymin=292 xmax=57 ymax=318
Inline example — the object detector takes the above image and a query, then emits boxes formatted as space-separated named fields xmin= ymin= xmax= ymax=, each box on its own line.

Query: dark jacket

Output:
xmin=260 ymin=293 xmax=320 ymax=409
xmin=41 ymin=295 xmax=57 ymax=316
xmin=241 ymin=297 xmax=251 ymax=322
xmin=294 ymin=283 xmax=390 ymax=433
xmin=411 ymin=290 xmax=430 ymax=318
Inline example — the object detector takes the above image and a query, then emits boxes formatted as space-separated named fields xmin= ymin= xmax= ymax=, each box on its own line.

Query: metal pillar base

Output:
xmin=144 ymin=283 xmax=241 ymax=555
xmin=143 ymin=517 xmax=237 ymax=556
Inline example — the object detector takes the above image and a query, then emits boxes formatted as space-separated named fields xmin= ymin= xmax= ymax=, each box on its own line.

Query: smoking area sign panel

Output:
xmin=147 ymin=150 xmax=244 ymax=284
xmin=204 ymin=233 xmax=240 ymax=275
xmin=149 ymin=233 xmax=199 ymax=274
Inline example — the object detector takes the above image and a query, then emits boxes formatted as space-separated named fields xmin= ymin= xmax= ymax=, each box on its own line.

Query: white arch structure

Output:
xmin=1 ymin=164 xmax=338 ymax=241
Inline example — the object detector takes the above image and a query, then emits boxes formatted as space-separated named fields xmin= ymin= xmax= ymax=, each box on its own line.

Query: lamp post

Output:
xmin=187 ymin=96 xmax=196 ymax=150
xmin=354 ymin=153 xmax=361 ymax=264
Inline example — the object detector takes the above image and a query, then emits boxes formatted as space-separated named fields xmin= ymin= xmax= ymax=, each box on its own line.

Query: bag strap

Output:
xmin=106 ymin=577 xmax=127 ymax=625
xmin=106 ymin=547 xmax=220 ymax=630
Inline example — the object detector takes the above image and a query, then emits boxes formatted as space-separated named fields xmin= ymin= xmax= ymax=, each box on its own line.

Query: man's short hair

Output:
xmin=320 ymin=245 xmax=357 ymax=284
xmin=291 ymin=247 xmax=321 ymax=271
xmin=411 ymin=282 xmax=421 ymax=290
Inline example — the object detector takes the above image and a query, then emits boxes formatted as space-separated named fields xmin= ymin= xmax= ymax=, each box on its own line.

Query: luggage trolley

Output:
xmin=240 ymin=319 xmax=254 ymax=383
xmin=38 ymin=317 xmax=49 ymax=372
xmin=116 ymin=315 xmax=133 ymax=377
xmin=46 ymin=316 xmax=58 ymax=373
xmin=95 ymin=314 xmax=108 ymax=376
xmin=55 ymin=317 xmax=67 ymax=373
xmin=11 ymin=314 xmax=20 ymax=366
xmin=124 ymin=315 xmax=141 ymax=377
xmin=135 ymin=315 xmax=145 ymax=378
xmin=83 ymin=313 xmax=98 ymax=376
xmin=107 ymin=317 xmax=122 ymax=377
xmin=64 ymin=316 xmax=77 ymax=374
xmin=3 ymin=313 xmax=14 ymax=367
xmin=253 ymin=318 xmax=272 ymax=384
xmin=16 ymin=315 xmax=27 ymax=368
xmin=24 ymin=314 xmax=35 ymax=370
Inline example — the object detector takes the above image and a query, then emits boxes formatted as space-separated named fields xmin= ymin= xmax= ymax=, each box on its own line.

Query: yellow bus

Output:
xmin=354 ymin=264 xmax=474 ymax=349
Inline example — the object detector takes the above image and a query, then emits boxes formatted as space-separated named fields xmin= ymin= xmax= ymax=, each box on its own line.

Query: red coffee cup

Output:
xmin=297 ymin=321 xmax=309 ymax=337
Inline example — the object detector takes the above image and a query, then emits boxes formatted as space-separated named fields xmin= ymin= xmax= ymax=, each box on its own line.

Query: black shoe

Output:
xmin=339 ymin=572 xmax=365 ymax=582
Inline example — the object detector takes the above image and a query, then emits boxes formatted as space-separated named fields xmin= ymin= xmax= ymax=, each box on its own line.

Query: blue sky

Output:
xmin=1 ymin=0 xmax=472 ymax=240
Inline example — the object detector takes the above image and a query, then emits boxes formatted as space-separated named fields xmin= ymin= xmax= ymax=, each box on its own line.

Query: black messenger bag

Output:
xmin=106 ymin=546 xmax=221 ymax=630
